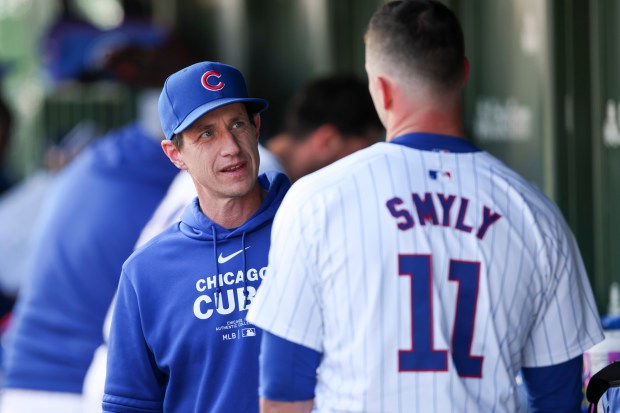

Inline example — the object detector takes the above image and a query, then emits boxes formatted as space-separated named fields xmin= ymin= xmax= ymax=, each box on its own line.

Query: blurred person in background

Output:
xmin=0 ymin=119 xmax=101 ymax=338
xmin=0 ymin=2 xmax=195 ymax=411
xmin=0 ymin=56 xmax=104 ymax=334
xmin=0 ymin=65 xmax=17 ymax=358
xmin=274 ymin=74 xmax=384 ymax=182
xmin=0 ymin=90 xmax=13 ymax=196
xmin=0 ymin=60 xmax=14 ymax=221
xmin=0 ymin=93 xmax=178 ymax=413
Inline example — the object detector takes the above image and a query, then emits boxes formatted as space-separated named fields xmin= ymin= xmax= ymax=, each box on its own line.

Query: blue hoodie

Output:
xmin=103 ymin=172 xmax=290 ymax=413
xmin=2 ymin=122 xmax=178 ymax=393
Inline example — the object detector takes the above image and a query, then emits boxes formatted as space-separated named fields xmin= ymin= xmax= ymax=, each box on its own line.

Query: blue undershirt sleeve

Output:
xmin=521 ymin=355 xmax=583 ymax=413
xmin=259 ymin=331 xmax=322 ymax=401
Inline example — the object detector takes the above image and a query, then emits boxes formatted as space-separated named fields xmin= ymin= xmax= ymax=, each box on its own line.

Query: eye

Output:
xmin=232 ymin=120 xmax=246 ymax=129
xmin=200 ymin=129 xmax=214 ymax=138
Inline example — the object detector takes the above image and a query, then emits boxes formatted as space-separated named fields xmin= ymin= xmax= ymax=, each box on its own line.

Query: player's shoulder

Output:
xmin=478 ymin=151 xmax=567 ymax=226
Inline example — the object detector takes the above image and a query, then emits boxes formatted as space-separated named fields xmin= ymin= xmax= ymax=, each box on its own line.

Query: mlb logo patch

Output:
xmin=429 ymin=169 xmax=453 ymax=182
xmin=242 ymin=328 xmax=256 ymax=337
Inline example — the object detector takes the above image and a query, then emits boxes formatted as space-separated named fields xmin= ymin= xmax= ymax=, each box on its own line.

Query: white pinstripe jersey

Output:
xmin=247 ymin=133 xmax=603 ymax=413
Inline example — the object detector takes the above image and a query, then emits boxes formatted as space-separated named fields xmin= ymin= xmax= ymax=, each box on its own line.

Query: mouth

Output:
xmin=221 ymin=162 xmax=246 ymax=173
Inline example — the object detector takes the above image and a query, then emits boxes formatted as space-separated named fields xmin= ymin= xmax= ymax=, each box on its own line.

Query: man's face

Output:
xmin=177 ymin=103 xmax=261 ymax=202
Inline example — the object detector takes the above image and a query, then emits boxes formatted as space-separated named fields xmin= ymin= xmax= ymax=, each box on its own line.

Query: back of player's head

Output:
xmin=284 ymin=74 xmax=382 ymax=140
xmin=365 ymin=0 xmax=465 ymax=91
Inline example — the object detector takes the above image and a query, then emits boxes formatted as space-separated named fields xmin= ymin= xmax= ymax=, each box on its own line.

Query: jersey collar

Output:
xmin=390 ymin=132 xmax=481 ymax=153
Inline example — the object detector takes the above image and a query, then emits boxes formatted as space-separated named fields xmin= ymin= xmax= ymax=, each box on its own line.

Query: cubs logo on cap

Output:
xmin=201 ymin=70 xmax=224 ymax=91
xmin=158 ymin=61 xmax=268 ymax=140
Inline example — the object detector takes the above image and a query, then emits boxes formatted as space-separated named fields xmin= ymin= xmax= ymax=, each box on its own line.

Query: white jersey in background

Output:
xmin=247 ymin=134 xmax=603 ymax=413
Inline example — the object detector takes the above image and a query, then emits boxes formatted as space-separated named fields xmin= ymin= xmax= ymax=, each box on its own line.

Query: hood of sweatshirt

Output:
xmin=177 ymin=170 xmax=290 ymax=310
xmin=178 ymin=171 xmax=290 ymax=241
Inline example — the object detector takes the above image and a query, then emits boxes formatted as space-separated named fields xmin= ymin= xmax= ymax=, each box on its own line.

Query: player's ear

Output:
xmin=375 ymin=75 xmax=393 ymax=111
xmin=252 ymin=113 xmax=261 ymax=140
xmin=161 ymin=139 xmax=187 ymax=170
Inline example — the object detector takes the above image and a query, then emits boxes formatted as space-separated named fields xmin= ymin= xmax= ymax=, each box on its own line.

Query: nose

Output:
xmin=219 ymin=129 xmax=241 ymax=157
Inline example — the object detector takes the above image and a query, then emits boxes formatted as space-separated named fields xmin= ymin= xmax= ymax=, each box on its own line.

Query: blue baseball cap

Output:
xmin=158 ymin=61 xmax=268 ymax=140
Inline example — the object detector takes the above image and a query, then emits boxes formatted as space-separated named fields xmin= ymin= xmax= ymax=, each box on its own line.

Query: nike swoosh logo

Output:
xmin=218 ymin=247 xmax=251 ymax=264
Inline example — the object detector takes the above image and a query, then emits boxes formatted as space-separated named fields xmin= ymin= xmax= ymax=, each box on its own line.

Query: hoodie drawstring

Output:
xmin=212 ymin=226 xmax=222 ymax=309
xmin=212 ymin=226 xmax=249 ymax=310
xmin=241 ymin=232 xmax=249 ymax=308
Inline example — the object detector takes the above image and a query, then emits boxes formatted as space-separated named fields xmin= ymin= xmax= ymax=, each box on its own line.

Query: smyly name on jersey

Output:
xmin=386 ymin=192 xmax=502 ymax=240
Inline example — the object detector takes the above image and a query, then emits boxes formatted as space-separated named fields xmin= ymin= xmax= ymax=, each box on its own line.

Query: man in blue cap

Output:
xmin=102 ymin=61 xmax=290 ymax=413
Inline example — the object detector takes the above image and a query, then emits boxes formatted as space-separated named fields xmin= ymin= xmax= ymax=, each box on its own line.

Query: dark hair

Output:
xmin=365 ymin=0 xmax=465 ymax=90
xmin=171 ymin=133 xmax=183 ymax=150
xmin=285 ymin=74 xmax=382 ymax=140
xmin=171 ymin=104 xmax=258 ymax=150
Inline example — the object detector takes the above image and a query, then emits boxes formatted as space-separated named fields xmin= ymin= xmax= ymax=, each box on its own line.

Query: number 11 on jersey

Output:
xmin=398 ymin=254 xmax=483 ymax=378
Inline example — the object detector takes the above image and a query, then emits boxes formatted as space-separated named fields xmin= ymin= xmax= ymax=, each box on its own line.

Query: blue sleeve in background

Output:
xmin=259 ymin=331 xmax=322 ymax=401
xmin=521 ymin=355 xmax=583 ymax=413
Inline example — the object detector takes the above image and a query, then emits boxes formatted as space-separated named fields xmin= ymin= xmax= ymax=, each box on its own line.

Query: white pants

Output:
xmin=0 ymin=388 xmax=82 ymax=413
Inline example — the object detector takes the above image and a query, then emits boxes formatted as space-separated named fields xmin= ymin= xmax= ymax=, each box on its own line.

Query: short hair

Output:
xmin=284 ymin=74 xmax=382 ymax=140
xmin=365 ymin=0 xmax=465 ymax=90
xmin=171 ymin=104 xmax=258 ymax=150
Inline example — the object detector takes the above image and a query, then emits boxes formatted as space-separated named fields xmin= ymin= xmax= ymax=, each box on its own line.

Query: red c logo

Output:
xmin=201 ymin=70 xmax=225 ymax=91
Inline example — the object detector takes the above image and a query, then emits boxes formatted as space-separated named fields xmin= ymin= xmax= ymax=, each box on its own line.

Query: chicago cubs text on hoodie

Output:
xmin=103 ymin=172 xmax=289 ymax=413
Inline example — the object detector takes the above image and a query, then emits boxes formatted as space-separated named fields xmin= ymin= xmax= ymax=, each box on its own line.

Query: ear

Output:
xmin=161 ymin=139 xmax=187 ymax=170
xmin=253 ymin=113 xmax=262 ymax=140
xmin=375 ymin=75 xmax=393 ymax=111
xmin=307 ymin=124 xmax=345 ymax=164
xmin=309 ymin=124 xmax=339 ymax=151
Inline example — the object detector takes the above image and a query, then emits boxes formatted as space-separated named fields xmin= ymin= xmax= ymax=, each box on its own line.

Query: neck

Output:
xmin=379 ymin=74 xmax=465 ymax=141
xmin=385 ymin=104 xmax=464 ymax=142
xmin=196 ymin=185 xmax=266 ymax=229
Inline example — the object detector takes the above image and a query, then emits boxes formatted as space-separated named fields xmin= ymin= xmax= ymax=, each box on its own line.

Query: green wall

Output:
xmin=458 ymin=0 xmax=618 ymax=312
xmin=591 ymin=0 xmax=620 ymax=313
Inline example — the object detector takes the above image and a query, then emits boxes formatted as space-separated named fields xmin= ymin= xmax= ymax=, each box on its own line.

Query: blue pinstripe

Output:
xmin=385 ymin=155 xmax=404 ymax=413
xmin=352 ymin=174 xmax=370 ymax=410
xmin=368 ymin=161 xmax=386 ymax=412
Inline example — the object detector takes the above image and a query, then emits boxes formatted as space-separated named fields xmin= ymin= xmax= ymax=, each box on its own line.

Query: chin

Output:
xmin=227 ymin=181 xmax=256 ymax=199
